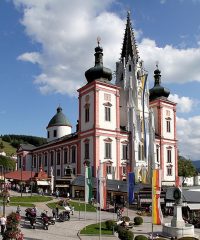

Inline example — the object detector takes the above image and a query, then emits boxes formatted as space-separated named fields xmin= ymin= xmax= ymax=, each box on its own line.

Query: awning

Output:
xmin=187 ymin=203 xmax=200 ymax=210
xmin=37 ymin=180 xmax=50 ymax=186
xmin=56 ymin=184 xmax=69 ymax=188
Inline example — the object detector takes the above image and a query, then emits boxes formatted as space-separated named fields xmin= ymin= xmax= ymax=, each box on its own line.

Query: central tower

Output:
xmin=115 ymin=12 xmax=151 ymax=182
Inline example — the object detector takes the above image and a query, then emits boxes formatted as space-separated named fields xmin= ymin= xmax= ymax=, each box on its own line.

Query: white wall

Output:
xmin=162 ymin=105 xmax=175 ymax=140
xmin=80 ymin=90 xmax=94 ymax=132
xmin=80 ymin=136 xmax=94 ymax=175
xmin=47 ymin=125 xmax=71 ymax=142
xmin=98 ymin=88 xmax=117 ymax=130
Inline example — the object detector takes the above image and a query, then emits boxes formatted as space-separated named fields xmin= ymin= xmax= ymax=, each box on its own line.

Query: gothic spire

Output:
xmin=121 ymin=11 xmax=139 ymax=64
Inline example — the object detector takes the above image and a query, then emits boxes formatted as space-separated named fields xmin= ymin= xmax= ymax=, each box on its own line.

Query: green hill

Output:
xmin=0 ymin=138 xmax=17 ymax=156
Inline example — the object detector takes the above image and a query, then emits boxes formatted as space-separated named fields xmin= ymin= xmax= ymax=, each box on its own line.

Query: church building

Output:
xmin=17 ymin=13 xmax=178 ymax=193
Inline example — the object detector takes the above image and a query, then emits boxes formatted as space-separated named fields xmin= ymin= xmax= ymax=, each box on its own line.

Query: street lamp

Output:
xmin=21 ymin=164 xmax=24 ymax=197
xmin=30 ymin=165 xmax=33 ymax=197
xmin=0 ymin=165 xmax=6 ymax=216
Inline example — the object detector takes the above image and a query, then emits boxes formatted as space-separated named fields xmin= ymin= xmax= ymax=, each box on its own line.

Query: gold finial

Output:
xmin=97 ymin=36 xmax=101 ymax=47
xmin=156 ymin=61 xmax=159 ymax=69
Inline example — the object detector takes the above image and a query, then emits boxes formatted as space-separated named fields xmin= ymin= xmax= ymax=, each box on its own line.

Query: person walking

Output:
xmin=52 ymin=208 xmax=56 ymax=218
xmin=0 ymin=215 xmax=6 ymax=235
xmin=55 ymin=205 xmax=59 ymax=219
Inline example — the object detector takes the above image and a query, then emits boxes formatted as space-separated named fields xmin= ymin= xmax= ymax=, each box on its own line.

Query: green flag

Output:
xmin=85 ymin=165 xmax=92 ymax=203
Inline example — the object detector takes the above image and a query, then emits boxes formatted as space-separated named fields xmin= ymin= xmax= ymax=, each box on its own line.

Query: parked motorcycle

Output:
xmin=25 ymin=208 xmax=37 ymax=229
xmin=58 ymin=211 xmax=70 ymax=222
xmin=41 ymin=213 xmax=49 ymax=230
xmin=41 ymin=212 xmax=55 ymax=225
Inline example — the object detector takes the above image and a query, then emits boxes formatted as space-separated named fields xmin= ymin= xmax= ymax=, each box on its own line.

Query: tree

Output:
xmin=178 ymin=156 xmax=197 ymax=183
xmin=0 ymin=155 xmax=16 ymax=171
xmin=0 ymin=142 xmax=4 ymax=150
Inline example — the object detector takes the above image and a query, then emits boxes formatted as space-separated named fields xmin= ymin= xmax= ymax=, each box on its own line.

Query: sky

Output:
xmin=0 ymin=0 xmax=200 ymax=160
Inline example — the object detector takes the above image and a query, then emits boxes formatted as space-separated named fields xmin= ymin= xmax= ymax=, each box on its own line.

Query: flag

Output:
xmin=128 ymin=172 xmax=135 ymax=204
xmin=85 ymin=165 xmax=92 ymax=203
xmin=141 ymin=74 xmax=148 ymax=160
xmin=97 ymin=163 xmax=107 ymax=210
xmin=152 ymin=169 xmax=163 ymax=225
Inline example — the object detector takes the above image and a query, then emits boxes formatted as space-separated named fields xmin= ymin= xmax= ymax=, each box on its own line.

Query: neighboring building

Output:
xmin=17 ymin=13 xmax=178 ymax=193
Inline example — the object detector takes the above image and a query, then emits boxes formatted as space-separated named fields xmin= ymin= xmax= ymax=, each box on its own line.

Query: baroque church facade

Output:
xmin=17 ymin=13 xmax=178 ymax=189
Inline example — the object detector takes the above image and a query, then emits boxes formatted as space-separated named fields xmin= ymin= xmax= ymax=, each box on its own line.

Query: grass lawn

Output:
xmin=80 ymin=222 xmax=113 ymax=235
xmin=9 ymin=202 xmax=35 ymax=207
xmin=47 ymin=200 xmax=96 ymax=212
xmin=10 ymin=196 xmax=53 ymax=203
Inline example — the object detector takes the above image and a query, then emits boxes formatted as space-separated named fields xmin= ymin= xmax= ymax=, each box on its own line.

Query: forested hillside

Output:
xmin=1 ymin=134 xmax=46 ymax=151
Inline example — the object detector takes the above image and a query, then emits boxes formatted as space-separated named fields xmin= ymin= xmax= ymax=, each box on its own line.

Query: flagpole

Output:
xmin=99 ymin=162 xmax=102 ymax=240
xmin=151 ymin=169 xmax=154 ymax=240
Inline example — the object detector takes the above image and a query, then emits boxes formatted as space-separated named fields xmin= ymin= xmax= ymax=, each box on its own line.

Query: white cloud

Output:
xmin=168 ymin=94 xmax=194 ymax=113
xmin=14 ymin=0 xmax=125 ymax=96
xmin=14 ymin=0 xmax=200 ymax=96
xmin=139 ymin=38 xmax=200 ymax=85
xmin=17 ymin=52 xmax=42 ymax=64
xmin=177 ymin=116 xmax=200 ymax=160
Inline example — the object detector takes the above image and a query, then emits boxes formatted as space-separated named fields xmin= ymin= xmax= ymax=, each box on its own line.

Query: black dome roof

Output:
xmin=149 ymin=68 xmax=170 ymax=101
xmin=85 ymin=44 xmax=112 ymax=83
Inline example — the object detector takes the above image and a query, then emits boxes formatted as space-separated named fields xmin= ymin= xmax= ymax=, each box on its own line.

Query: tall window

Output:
xmin=57 ymin=169 xmax=60 ymax=176
xmin=167 ymin=149 xmax=172 ymax=163
xmin=51 ymin=151 xmax=54 ymax=166
xmin=85 ymin=142 xmax=89 ymax=159
xmin=138 ymin=144 xmax=141 ymax=160
xmin=106 ymin=165 xmax=112 ymax=174
xmin=33 ymin=156 xmax=36 ymax=168
xmin=18 ymin=156 xmax=22 ymax=168
xmin=64 ymin=149 xmax=68 ymax=164
xmin=57 ymin=151 xmax=60 ymax=165
xmin=166 ymin=120 xmax=171 ymax=133
xmin=105 ymin=107 xmax=111 ymax=121
xmin=122 ymin=166 xmax=126 ymax=175
xmin=85 ymin=106 xmax=90 ymax=122
xmin=54 ymin=130 xmax=57 ymax=137
xmin=129 ymin=64 xmax=131 ymax=72
xmin=38 ymin=155 xmax=42 ymax=168
xmin=156 ymin=147 xmax=159 ymax=163
xmin=167 ymin=166 xmax=172 ymax=176
xmin=71 ymin=146 xmax=76 ymax=163
xmin=105 ymin=142 xmax=111 ymax=159
xmin=44 ymin=153 xmax=48 ymax=167
xmin=122 ymin=145 xmax=128 ymax=160
xmin=47 ymin=131 xmax=50 ymax=138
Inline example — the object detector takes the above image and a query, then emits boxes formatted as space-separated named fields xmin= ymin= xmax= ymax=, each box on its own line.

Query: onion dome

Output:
xmin=149 ymin=67 xmax=170 ymax=101
xmin=85 ymin=42 xmax=112 ymax=83
xmin=47 ymin=106 xmax=71 ymax=128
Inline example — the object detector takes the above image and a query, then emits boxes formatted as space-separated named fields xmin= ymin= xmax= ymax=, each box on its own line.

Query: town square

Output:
xmin=1 ymin=0 xmax=200 ymax=240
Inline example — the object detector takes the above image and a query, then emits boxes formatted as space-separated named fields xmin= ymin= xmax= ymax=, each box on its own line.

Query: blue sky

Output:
xmin=0 ymin=0 xmax=200 ymax=160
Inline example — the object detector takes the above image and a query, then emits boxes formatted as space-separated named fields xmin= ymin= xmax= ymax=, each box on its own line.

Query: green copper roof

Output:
xmin=47 ymin=107 xmax=71 ymax=128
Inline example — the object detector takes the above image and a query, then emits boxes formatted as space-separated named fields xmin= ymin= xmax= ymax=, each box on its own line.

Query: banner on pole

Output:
xmin=85 ymin=165 xmax=92 ymax=203
xmin=128 ymin=172 xmax=135 ymax=204
xmin=152 ymin=169 xmax=163 ymax=225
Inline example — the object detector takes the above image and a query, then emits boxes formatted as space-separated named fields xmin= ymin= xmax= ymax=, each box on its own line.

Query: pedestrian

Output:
xmin=55 ymin=205 xmax=59 ymax=218
xmin=16 ymin=205 xmax=21 ymax=215
xmin=0 ymin=215 xmax=6 ymax=235
xmin=6 ymin=196 xmax=10 ymax=206
xmin=52 ymin=208 xmax=56 ymax=218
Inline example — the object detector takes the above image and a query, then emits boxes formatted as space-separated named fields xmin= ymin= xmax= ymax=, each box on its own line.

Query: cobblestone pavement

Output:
xmin=0 ymin=191 xmax=200 ymax=239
